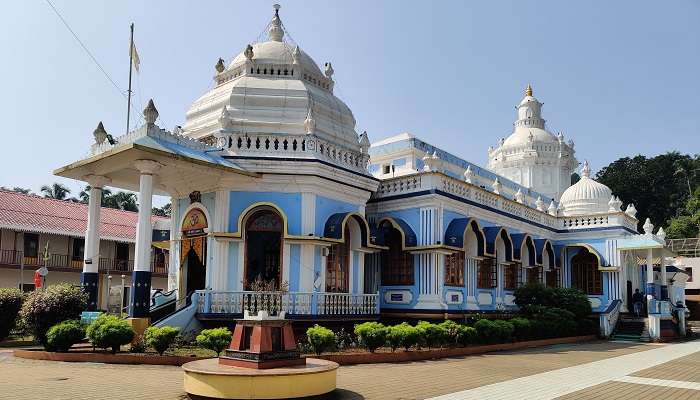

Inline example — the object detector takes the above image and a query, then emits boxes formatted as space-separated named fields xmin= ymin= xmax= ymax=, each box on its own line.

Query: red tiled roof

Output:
xmin=0 ymin=190 xmax=168 ymax=242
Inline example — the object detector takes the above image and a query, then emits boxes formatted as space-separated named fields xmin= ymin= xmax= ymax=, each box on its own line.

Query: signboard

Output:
xmin=182 ymin=208 xmax=208 ymax=237
xmin=390 ymin=293 xmax=403 ymax=302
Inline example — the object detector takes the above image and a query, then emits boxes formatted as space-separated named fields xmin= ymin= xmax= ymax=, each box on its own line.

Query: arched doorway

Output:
xmin=244 ymin=207 xmax=283 ymax=289
xmin=380 ymin=223 xmax=414 ymax=286
xmin=180 ymin=207 xmax=208 ymax=301
xmin=571 ymin=248 xmax=602 ymax=295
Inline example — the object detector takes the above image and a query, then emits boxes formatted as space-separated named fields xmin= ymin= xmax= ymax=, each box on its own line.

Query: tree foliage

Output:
xmin=666 ymin=187 xmax=700 ymax=239
xmin=595 ymin=152 xmax=699 ymax=233
xmin=40 ymin=183 xmax=71 ymax=200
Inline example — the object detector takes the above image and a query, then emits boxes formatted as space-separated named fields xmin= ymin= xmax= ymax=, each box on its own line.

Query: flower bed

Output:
xmin=13 ymin=347 xmax=209 ymax=366
xmin=311 ymin=335 xmax=598 ymax=365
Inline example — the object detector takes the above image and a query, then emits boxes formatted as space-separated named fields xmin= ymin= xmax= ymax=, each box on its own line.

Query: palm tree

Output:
xmin=40 ymin=183 xmax=71 ymax=200
xmin=108 ymin=191 xmax=138 ymax=212
xmin=1 ymin=187 xmax=31 ymax=194
xmin=79 ymin=186 xmax=112 ymax=204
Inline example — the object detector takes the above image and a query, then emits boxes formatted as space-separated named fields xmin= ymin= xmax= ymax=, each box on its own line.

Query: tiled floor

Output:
xmin=0 ymin=341 xmax=699 ymax=400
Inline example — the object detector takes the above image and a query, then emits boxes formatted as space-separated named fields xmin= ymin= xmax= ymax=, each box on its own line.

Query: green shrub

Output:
xmin=386 ymin=323 xmax=420 ymax=352
xmin=354 ymin=322 xmax=387 ymax=353
xmin=514 ymin=283 xmax=554 ymax=309
xmin=474 ymin=319 xmax=514 ymax=343
xmin=551 ymin=288 xmax=592 ymax=319
xmin=334 ymin=328 xmax=355 ymax=351
xmin=45 ymin=320 xmax=85 ymax=352
xmin=20 ymin=284 xmax=87 ymax=346
xmin=456 ymin=325 xmax=477 ymax=346
xmin=145 ymin=326 xmax=180 ymax=356
xmin=510 ymin=317 xmax=533 ymax=341
xmin=438 ymin=320 xmax=461 ymax=346
xmin=86 ymin=314 xmax=134 ymax=354
xmin=196 ymin=327 xmax=232 ymax=356
xmin=0 ymin=288 xmax=24 ymax=341
xmin=416 ymin=321 xmax=447 ymax=349
xmin=305 ymin=325 xmax=335 ymax=356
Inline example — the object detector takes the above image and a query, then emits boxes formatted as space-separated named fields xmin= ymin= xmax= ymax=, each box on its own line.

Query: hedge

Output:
xmin=0 ymin=288 xmax=24 ymax=341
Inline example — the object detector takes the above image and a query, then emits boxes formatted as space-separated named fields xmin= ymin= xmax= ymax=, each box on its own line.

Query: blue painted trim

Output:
xmin=369 ymin=189 xmax=639 ymax=235
xmin=484 ymin=227 xmax=512 ymax=260
xmin=323 ymin=212 xmax=369 ymax=246
xmin=376 ymin=217 xmax=418 ymax=248
xmin=444 ymin=218 xmax=485 ymax=255
xmin=129 ymin=271 xmax=152 ymax=318
xmin=80 ymin=272 xmax=99 ymax=311
xmin=222 ymin=156 xmax=380 ymax=182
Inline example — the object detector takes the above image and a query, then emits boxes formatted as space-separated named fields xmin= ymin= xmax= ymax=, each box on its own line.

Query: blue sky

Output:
xmin=1 ymin=1 xmax=698 ymax=204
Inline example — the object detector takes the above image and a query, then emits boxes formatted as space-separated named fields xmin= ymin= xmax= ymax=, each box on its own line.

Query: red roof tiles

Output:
xmin=0 ymin=190 xmax=168 ymax=242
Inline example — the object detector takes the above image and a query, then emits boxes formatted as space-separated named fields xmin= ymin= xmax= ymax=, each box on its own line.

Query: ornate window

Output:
xmin=477 ymin=257 xmax=497 ymax=289
xmin=381 ymin=227 xmax=414 ymax=286
xmin=546 ymin=268 xmax=560 ymax=288
xmin=571 ymin=249 xmax=602 ymax=295
xmin=244 ymin=208 xmax=283 ymax=289
xmin=326 ymin=225 xmax=350 ymax=293
xmin=527 ymin=266 xmax=542 ymax=284
xmin=445 ymin=251 xmax=465 ymax=286
xmin=504 ymin=263 xmax=519 ymax=290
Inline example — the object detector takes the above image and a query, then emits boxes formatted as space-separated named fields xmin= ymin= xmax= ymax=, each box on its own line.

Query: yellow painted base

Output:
xmin=126 ymin=317 xmax=150 ymax=344
xmin=182 ymin=358 xmax=338 ymax=399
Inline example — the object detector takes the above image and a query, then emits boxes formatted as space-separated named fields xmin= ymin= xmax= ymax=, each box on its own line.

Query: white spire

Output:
xmin=643 ymin=218 xmax=654 ymax=235
xmin=656 ymin=227 xmax=666 ymax=241
xmin=292 ymin=46 xmax=301 ymax=64
xmin=515 ymin=188 xmax=524 ymax=203
xmin=303 ymin=107 xmax=315 ymax=134
xmin=143 ymin=99 xmax=159 ymax=125
xmin=359 ymin=131 xmax=370 ymax=153
xmin=625 ymin=203 xmax=638 ymax=218
xmin=548 ymin=200 xmax=557 ymax=216
xmin=268 ymin=4 xmax=284 ymax=42
xmin=535 ymin=196 xmax=545 ymax=212
xmin=324 ymin=62 xmax=334 ymax=79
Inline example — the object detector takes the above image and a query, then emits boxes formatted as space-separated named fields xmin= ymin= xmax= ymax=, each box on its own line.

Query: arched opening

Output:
xmin=380 ymin=223 xmax=414 ymax=286
xmin=244 ymin=207 xmax=284 ymax=289
xmin=180 ymin=207 xmax=208 ymax=301
xmin=326 ymin=225 xmax=351 ymax=293
xmin=571 ymin=248 xmax=602 ymax=294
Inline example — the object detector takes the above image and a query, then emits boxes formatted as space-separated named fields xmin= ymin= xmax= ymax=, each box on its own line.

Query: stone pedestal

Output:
xmin=219 ymin=311 xmax=304 ymax=369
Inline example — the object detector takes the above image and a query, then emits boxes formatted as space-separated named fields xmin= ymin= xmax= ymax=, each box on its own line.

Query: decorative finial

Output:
xmin=625 ymin=203 xmax=638 ymax=218
xmin=93 ymin=121 xmax=108 ymax=145
xmin=219 ymin=107 xmax=232 ymax=129
xmin=525 ymin=84 xmax=533 ymax=97
xmin=535 ymin=196 xmax=545 ymax=212
xmin=359 ymin=131 xmax=370 ymax=153
xmin=324 ymin=62 xmax=334 ymax=79
xmin=304 ymin=107 xmax=315 ymax=134
xmin=268 ymin=4 xmax=284 ymax=42
xmin=422 ymin=154 xmax=432 ymax=172
xmin=244 ymin=44 xmax=254 ymax=61
xmin=143 ymin=99 xmax=159 ymax=125
xmin=548 ymin=200 xmax=557 ymax=216
xmin=515 ymin=188 xmax=524 ymax=203
xmin=656 ymin=227 xmax=666 ymax=241
xmin=215 ymin=58 xmax=225 ymax=73
xmin=292 ymin=46 xmax=301 ymax=64
xmin=492 ymin=178 xmax=501 ymax=195
xmin=643 ymin=218 xmax=654 ymax=235
xmin=463 ymin=166 xmax=473 ymax=184
xmin=581 ymin=160 xmax=591 ymax=178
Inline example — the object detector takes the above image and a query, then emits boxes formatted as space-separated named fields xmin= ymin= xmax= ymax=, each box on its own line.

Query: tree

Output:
xmin=40 ymin=183 xmax=71 ymax=200
xmin=105 ymin=191 xmax=138 ymax=212
xmin=596 ymin=152 xmax=699 ymax=232
xmin=1 ymin=187 xmax=32 ymax=194
xmin=666 ymin=188 xmax=700 ymax=239
xmin=152 ymin=203 xmax=171 ymax=217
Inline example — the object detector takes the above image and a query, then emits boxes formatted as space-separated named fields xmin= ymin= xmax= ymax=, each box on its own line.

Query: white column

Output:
xmin=133 ymin=160 xmax=160 ymax=271
xmin=211 ymin=190 xmax=230 ymax=291
xmin=646 ymin=248 xmax=654 ymax=304
xmin=168 ymin=196 xmax=179 ymax=292
xmin=82 ymin=175 xmax=110 ymax=273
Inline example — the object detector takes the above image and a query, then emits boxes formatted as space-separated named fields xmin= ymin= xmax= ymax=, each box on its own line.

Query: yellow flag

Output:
xmin=130 ymin=42 xmax=140 ymax=73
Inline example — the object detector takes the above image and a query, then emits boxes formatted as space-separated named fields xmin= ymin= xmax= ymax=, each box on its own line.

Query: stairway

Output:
xmin=611 ymin=315 xmax=650 ymax=342
xmin=687 ymin=320 xmax=700 ymax=336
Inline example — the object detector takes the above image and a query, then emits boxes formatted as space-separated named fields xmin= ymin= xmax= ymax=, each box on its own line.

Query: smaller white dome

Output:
xmin=559 ymin=161 xmax=613 ymax=216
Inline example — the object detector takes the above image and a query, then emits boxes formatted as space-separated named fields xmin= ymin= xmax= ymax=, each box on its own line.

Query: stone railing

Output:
xmin=89 ymin=124 xmax=214 ymax=157
xmin=372 ymin=172 xmax=639 ymax=232
xmin=195 ymin=290 xmax=379 ymax=316
xmin=216 ymin=132 xmax=369 ymax=173
xmin=598 ymin=299 xmax=622 ymax=338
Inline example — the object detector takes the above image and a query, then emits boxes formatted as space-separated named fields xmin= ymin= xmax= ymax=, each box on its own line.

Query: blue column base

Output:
xmin=80 ymin=272 xmax=100 ymax=311
xmin=129 ymin=271 xmax=152 ymax=318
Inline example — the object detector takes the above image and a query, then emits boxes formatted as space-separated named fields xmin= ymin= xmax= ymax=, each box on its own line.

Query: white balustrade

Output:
xmin=195 ymin=290 xmax=379 ymax=316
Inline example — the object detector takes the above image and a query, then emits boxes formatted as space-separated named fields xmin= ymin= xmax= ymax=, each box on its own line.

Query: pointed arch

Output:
xmin=323 ymin=212 xmax=371 ymax=247
xmin=444 ymin=218 xmax=486 ymax=256
xmin=376 ymin=217 xmax=418 ymax=249
xmin=235 ymin=202 xmax=289 ymax=237
xmin=484 ymin=227 xmax=513 ymax=261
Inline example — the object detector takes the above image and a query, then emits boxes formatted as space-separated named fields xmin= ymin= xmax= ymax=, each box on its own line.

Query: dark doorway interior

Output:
xmin=245 ymin=231 xmax=281 ymax=287
xmin=185 ymin=248 xmax=206 ymax=296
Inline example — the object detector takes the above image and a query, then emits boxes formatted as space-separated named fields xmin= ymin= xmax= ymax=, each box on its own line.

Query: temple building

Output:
xmin=54 ymin=5 xmax=686 ymax=340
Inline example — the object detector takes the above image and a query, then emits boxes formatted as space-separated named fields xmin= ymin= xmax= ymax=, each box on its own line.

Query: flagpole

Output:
xmin=126 ymin=22 xmax=134 ymax=134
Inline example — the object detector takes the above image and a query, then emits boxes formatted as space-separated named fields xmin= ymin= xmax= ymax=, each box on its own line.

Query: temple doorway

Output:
xmin=244 ymin=208 xmax=283 ymax=289
xmin=179 ymin=206 xmax=209 ymax=302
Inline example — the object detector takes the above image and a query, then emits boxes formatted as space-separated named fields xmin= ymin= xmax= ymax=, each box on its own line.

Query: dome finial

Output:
xmin=582 ymin=160 xmax=590 ymax=178
xmin=525 ymin=84 xmax=533 ymax=97
xmin=268 ymin=4 xmax=284 ymax=42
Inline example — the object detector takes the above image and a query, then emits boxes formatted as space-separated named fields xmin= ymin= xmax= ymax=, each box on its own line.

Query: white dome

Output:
xmin=502 ymin=126 xmax=558 ymax=147
xmin=229 ymin=41 xmax=322 ymax=76
xmin=559 ymin=161 xmax=613 ymax=216
xmin=182 ymin=6 xmax=361 ymax=151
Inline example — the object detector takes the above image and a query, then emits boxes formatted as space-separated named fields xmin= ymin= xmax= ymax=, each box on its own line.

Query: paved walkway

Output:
xmin=1 ymin=341 xmax=699 ymax=399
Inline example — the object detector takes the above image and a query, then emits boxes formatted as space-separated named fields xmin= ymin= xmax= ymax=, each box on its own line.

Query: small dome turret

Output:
xmin=559 ymin=161 xmax=614 ymax=216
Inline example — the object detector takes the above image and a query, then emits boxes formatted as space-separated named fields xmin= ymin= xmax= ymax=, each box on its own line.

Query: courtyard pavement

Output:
xmin=1 ymin=340 xmax=699 ymax=399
